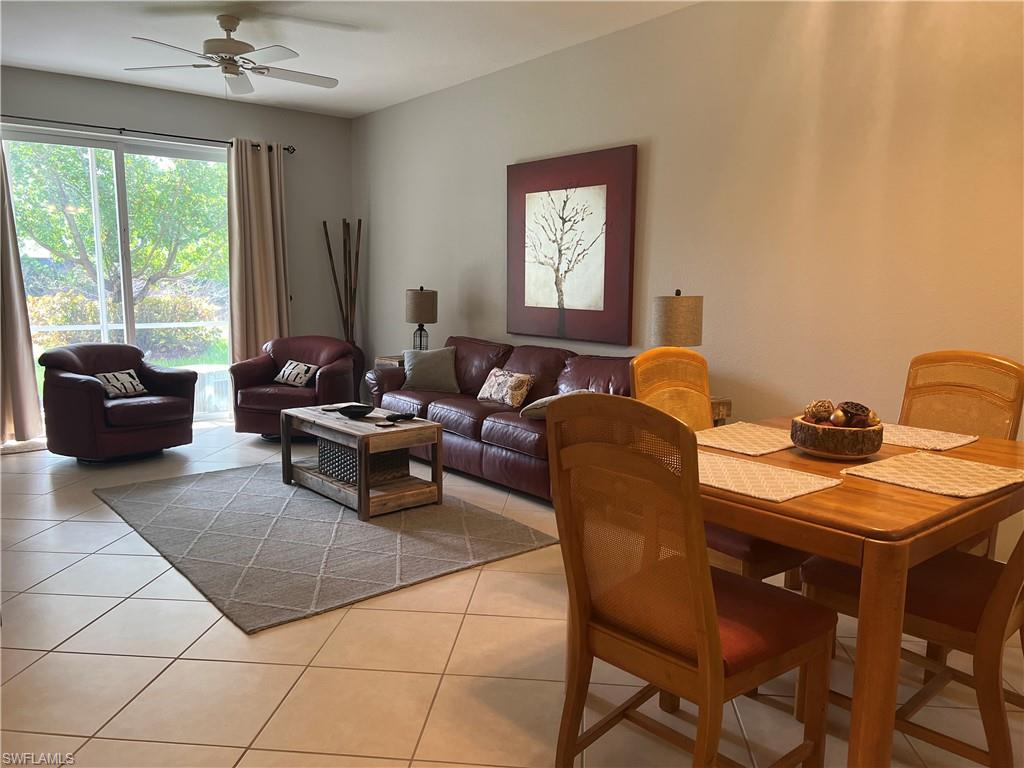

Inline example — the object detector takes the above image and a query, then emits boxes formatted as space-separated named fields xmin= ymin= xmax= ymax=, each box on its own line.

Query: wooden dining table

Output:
xmin=697 ymin=418 xmax=1024 ymax=767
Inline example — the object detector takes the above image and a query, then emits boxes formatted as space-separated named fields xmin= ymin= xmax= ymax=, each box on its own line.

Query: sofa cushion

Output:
xmin=557 ymin=355 xmax=632 ymax=396
xmin=103 ymin=395 xmax=192 ymax=427
xmin=264 ymin=336 xmax=354 ymax=368
xmin=403 ymin=347 xmax=459 ymax=393
xmin=237 ymin=385 xmax=317 ymax=412
xmin=481 ymin=412 xmax=548 ymax=460
xmin=503 ymin=345 xmax=575 ymax=403
xmin=382 ymin=390 xmax=450 ymax=418
xmin=428 ymin=396 xmax=512 ymax=440
xmin=446 ymin=336 xmax=514 ymax=395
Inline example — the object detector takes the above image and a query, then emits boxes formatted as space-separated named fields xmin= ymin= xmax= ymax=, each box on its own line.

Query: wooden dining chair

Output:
xmin=800 ymin=528 xmax=1024 ymax=767
xmin=900 ymin=350 xmax=1024 ymax=681
xmin=900 ymin=350 xmax=1024 ymax=442
xmin=547 ymin=393 xmax=836 ymax=768
xmin=631 ymin=347 xmax=809 ymax=587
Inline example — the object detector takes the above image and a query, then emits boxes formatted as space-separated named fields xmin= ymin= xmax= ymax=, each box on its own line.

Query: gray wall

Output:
xmin=1 ymin=66 xmax=353 ymax=337
xmin=351 ymin=1 xmax=1023 ymax=427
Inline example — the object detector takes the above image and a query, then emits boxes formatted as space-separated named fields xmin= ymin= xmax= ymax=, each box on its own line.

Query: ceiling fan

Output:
xmin=125 ymin=14 xmax=338 ymax=95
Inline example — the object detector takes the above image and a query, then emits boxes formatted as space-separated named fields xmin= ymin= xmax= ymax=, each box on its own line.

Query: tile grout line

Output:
xmin=408 ymin=567 xmax=483 ymax=763
xmin=230 ymin=607 xmax=352 ymax=767
xmin=0 ymin=557 xmax=175 ymax=687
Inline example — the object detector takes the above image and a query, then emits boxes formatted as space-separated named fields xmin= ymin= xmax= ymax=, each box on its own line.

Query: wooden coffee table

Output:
xmin=280 ymin=404 xmax=443 ymax=521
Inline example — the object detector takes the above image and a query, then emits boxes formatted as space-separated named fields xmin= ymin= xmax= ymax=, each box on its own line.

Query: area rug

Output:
xmin=94 ymin=464 xmax=557 ymax=633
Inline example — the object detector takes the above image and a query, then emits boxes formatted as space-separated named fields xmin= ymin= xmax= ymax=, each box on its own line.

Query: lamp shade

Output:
xmin=405 ymin=287 xmax=438 ymax=325
xmin=651 ymin=291 xmax=703 ymax=346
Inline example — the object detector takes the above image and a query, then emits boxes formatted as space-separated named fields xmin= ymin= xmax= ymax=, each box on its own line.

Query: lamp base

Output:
xmin=412 ymin=324 xmax=429 ymax=351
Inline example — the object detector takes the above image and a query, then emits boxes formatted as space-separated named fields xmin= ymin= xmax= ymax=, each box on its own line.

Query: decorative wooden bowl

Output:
xmin=790 ymin=417 xmax=883 ymax=460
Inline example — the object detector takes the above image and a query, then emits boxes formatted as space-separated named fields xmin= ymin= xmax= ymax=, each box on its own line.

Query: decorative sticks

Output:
xmin=322 ymin=218 xmax=362 ymax=341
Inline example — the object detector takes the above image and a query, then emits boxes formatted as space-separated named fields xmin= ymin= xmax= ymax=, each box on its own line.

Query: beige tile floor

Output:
xmin=2 ymin=420 xmax=1022 ymax=767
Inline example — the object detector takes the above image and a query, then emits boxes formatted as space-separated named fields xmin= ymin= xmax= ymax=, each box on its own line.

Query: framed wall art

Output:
xmin=506 ymin=144 xmax=637 ymax=345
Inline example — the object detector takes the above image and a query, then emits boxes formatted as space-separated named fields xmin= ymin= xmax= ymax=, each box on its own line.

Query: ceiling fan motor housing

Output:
xmin=203 ymin=37 xmax=255 ymax=57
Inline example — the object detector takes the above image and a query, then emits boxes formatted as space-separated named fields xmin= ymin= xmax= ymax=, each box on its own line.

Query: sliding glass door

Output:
xmin=3 ymin=129 xmax=230 ymax=417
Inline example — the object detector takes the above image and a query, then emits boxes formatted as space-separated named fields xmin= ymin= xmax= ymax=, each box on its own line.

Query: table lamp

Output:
xmin=651 ymin=289 xmax=703 ymax=346
xmin=405 ymin=286 xmax=438 ymax=350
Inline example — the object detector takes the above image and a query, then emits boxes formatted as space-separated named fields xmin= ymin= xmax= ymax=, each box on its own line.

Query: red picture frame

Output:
xmin=507 ymin=145 xmax=637 ymax=346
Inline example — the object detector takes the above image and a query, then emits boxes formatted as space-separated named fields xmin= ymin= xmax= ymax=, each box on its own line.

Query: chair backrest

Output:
xmin=630 ymin=347 xmax=714 ymax=431
xmin=38 ymin=343 xmax=144 ymax=376
xmin=546 ymin=392 xmax=722 ymax=672
xmin=899 ymin=350 xmax=1024 ymax=439
xmin=262 ymin=336 xmax=353 ymax=369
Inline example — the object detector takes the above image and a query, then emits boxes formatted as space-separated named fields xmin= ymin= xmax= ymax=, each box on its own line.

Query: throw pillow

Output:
xmin=95 ymin=369 xmax=148 ymax=399
xmin=520 ymin=390 xmax=584 ymax=420
xmin=478 ymin=367 xmax=535 ymax=407
xmin=403 ymin=347 xmax=460 ymax=393
xmin=274 ymin=360 xmax=320 ymax=387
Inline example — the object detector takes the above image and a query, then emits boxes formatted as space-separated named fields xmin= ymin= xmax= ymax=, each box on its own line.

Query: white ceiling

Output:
xmin=0 ymin=1 xmax=683 ymax=117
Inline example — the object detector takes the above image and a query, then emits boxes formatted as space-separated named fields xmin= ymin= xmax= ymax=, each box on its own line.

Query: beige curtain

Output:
xmin=228 ymin=139 xmax=290 ymax=362
xmin=1 ymin=148 xmax=44 ymax=442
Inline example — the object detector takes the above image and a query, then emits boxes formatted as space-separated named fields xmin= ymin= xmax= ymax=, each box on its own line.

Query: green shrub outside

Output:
xmin=27 ymin=290 xmax=224 ymax=358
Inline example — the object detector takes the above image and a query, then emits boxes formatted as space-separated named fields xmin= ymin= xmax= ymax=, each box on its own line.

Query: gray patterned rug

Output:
xmin=94 ymin=464 xmax=557 ymax=633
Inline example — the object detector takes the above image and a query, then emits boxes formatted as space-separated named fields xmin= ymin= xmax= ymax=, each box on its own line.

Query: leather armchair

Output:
xmin=230 ymin=335 xmax=365 ymax=436
xmin=38 ymin=343 xmax=197 ymax=461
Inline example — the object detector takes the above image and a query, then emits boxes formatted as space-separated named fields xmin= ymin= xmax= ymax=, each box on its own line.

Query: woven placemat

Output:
xmin=881 ymin=423 xmax=978 ymax=451
xmin=842 ymin=452 xmax=1024 ymax=498
xmin=695 ymin=422 xmax=794 ymax=456
xmin=698 ymin=451 xmax=840 ymax=502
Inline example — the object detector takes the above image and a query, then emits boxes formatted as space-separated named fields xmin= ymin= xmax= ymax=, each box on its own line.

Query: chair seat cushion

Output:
xmin=801 ymin=550 xmax=1004 ymax=634
xmin=103 ymin=395 xmax=192 ymax=427
xmin=236 ymin=385 xmax=316 ymax=412
xmin=481 ymin=412 xmax=548 ymax=460
xmin=713 ymin=568 xmax=837 ymax=675
xmin=428 ymin=396 xmax=512 ymax=440
xmin=381 ymin=390 xmax=451 ymax=418
xmin=705 ymin=523 xmax=808 ymax=567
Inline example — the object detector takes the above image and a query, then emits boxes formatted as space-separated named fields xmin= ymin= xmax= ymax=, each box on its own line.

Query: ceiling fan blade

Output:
xmin=131 ymin=36 xmax=206 ymax=59
xmin=125 ymin=64 xmax=217 ymax=71
xmin=226 ymin=72 xmax=255 ymax=95
xmin=253 ymin=66 xmax=338 ymax=89
xmin=245 ymin=45 xmax=298 ymax=65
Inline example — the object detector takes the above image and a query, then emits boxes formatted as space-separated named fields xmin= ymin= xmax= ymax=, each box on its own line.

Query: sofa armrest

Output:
xmin=365 ymin=367 xmax=407 ymax=407
xmin=229 ymin=354 xmax=277 ymax=392
xmin=316 ymin=358 xmax=355 ymax=405
xmin=138 ymin=363 xmax=198 ymax=400
xmin=41 ymin=369 xmax=107 ymax=432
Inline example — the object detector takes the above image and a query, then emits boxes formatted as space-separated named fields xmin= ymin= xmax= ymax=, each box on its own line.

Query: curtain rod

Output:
xmin=0 ymin=114 xmax=296 ymax=153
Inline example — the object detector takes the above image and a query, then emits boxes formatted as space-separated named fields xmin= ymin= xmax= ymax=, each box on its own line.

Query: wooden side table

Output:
xmin=373 ymin=354 xmax=405 ymax=369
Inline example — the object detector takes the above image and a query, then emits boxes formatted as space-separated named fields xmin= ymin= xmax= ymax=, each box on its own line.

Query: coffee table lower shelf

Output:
xmin=291 ymin=459 xmax=440 ymax=518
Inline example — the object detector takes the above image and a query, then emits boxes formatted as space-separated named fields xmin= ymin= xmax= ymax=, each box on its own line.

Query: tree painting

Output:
xmin=524 ymin=184 xmax=606 ymax=337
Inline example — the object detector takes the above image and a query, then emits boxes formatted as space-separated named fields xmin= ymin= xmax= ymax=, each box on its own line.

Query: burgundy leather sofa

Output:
xmin=230 ymin=335 xmax=365 ymax=436
xmin=39 ymin=343 xmax=198 ymax=461
xmin=365 ymin=336 xmax=631 ymax=499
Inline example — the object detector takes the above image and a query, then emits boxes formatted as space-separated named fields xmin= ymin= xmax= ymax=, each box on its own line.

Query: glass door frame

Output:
xmin=1 ymin=122 xmax=229 ymax=350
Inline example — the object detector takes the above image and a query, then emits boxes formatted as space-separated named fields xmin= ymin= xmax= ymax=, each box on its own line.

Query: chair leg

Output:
xmin=924 ymin=642 xmax=948 ymax=684
xmin=659 ymin=690 xmax=680 ymax=713
xmin=556 ymin=643 xmax=593 ymax=768
xmin=692 ymin=698 xmax=724 ymax=768
xmin=798 ymin=633 xmax=832 ymax=768
xmin=974 ymin=649 xmax=1014 ymax=766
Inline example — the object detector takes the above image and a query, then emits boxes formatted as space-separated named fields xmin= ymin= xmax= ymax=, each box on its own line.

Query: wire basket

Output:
xmin=317 ymin=438 xmax=409 ymax=486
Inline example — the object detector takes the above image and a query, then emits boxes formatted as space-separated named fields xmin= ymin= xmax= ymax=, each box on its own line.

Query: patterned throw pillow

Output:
xmin=95 ymin=369 xmax=148 ymax=399
xmin=477 ymin=368 xmax=535 ymax=407
xmin=274 ymin=360 xmax=320 ymax=387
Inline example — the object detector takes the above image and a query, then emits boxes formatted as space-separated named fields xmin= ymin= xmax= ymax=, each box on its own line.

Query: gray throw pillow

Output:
xmin=403 ymin=347 xmax=460 ymax=393
xmin=520 ymin=390 xmax=584 ymax=420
